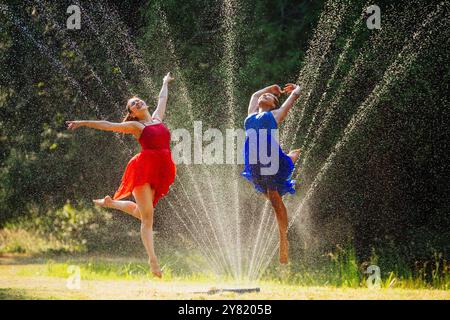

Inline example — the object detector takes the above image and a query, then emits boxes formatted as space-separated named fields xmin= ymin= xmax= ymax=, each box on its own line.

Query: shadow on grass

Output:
xmin=0 ymin=288 xmax=37 ymax=300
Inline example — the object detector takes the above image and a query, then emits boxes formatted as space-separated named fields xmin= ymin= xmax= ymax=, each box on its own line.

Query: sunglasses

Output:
xmin=128 ymin=100 xmax=145 ymax=113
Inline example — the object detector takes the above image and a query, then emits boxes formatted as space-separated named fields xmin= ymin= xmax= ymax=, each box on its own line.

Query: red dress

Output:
xmin=113 ymin=121 xmax=176 ymax=207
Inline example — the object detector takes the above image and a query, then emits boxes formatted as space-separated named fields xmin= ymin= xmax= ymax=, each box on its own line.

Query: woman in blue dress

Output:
xmin=241 ymin=83 xmax=301 ymax=264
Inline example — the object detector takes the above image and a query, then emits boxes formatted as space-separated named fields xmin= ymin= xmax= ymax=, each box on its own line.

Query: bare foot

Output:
xmin=279 ymin=236 xmax=289 ymax=264
xmin=93 ymin=195 xmax=112 ymax=208
xmin=149 ymin=259 xmax=162 ymax=278
xmin=288 ymin=149 xmax=301 ymax=163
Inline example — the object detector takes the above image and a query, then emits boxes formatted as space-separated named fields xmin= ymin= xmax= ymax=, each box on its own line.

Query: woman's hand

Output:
xmin=283 ymin=83 xmax=301 ymax=95
xmin=163 ymin=72 xmax=174 ymax=84
xmin=66 ymin=120 xmax=83 ymax=130
xmin=267 ymin=84 xmax=282 ymax=97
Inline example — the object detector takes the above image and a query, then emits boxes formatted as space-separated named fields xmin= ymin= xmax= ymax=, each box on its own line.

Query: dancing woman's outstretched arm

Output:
xmin=248 ymin=84 xmax=282 ymax=114
xmin=65 ymin=120 xmax=141 ymax=135
xmin=272 ymin=84 xmax=301 ymax=124
xmin=152 ymin=72 xmax=174 ymax=121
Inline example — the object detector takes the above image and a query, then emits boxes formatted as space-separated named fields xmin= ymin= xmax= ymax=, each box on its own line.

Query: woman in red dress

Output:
xmin=66 ymin=73 xmax=176 ymax=278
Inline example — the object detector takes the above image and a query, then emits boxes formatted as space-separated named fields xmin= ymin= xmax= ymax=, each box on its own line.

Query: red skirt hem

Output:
xmin=113 ymin=149 xmax=176 ymax=207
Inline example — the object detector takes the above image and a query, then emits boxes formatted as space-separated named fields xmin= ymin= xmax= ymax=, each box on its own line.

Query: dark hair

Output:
xmin=267 ymin=93 xmax=280 ymax=108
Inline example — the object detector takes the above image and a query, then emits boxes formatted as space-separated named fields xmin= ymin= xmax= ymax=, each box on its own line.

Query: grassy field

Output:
xmin=0 ymin=254 xmax=448 ymax=300
xmin=1 ymin=220 xmax=448 ymax=300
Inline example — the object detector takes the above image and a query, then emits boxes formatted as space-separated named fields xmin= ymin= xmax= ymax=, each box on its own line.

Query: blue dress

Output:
xmin=241 ymin=111 xmax=296 ymax=195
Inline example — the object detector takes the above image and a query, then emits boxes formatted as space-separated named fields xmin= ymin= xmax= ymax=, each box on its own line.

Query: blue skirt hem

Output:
xmin=241 ymin=171 xmax=296 ymax=196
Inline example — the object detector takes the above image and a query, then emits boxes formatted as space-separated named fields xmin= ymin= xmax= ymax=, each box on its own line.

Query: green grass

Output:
xmin=1 ymin=209 xmax=448 ymax=291
xmin=16 ymin=259 xmax=220 ymax=283
xmin=0 ymin=228 xmax=73 ymax=255
xmin=260 ymin=245 xmax=449 ymax=290
xmin=0 ymin=288 xmax=35 ymax=300
xmin=7 ymin=253 xmax=445 ymax=291
xmin=1 ymin=256 xmax=449 ymax=300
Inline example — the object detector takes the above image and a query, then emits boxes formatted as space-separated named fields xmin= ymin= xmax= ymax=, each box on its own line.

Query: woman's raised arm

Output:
xmin=272 ymin=84 xmax=301 ymax=124
xmin=66 ymin=120 xmax=141 ymax=135
xmin=248 ymin=84 xmax=282 ymax=114
xmin=152 ymin=72 xmax=174 ymax=121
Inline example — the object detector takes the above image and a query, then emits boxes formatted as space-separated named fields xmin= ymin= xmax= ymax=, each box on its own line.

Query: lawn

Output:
xmin=0 ymin=254 xmax=448 ymax=300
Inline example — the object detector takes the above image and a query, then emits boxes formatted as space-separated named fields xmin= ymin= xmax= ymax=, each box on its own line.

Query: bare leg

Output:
xmin=132 ymin=184 xmax=161 ymax=278
xmin=287 ymin=148 xmax=301 ymax=163
xmin=266 ymin=189 xmax=289 ymax=264
xmin=93 ymin=196 xmax=141 ymax=220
